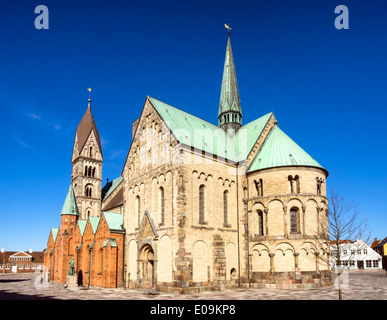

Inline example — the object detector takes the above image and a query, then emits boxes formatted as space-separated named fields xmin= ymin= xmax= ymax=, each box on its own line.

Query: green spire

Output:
xmin=60 ymin=184 xmax=79 ymax=216
xmin=218 ymin=35 xmax=242 ymax=131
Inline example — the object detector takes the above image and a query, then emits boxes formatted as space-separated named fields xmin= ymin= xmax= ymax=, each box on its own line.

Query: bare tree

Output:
xmin=320 ymin=190 xmax=370 ymax=300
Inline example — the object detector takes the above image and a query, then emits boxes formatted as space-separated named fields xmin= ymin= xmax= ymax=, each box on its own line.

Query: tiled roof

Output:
xmin=76 ymin=102 xmax=103 ymax=158
xmin=374 ymin=236 xmax=387 ymax=248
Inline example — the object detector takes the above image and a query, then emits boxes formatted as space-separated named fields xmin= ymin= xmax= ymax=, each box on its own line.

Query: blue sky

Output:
xmin=0 ymin=0 xmax=386 ymax=251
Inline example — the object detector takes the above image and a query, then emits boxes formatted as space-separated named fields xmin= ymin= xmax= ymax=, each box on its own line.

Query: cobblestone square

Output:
xmin=0 ymin=270 xmax=386 ymax=300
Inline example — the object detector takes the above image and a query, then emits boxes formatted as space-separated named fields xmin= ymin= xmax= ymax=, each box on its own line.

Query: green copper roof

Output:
xmin=77 ymin=220 xmax=87 ymax=236
xmin=102 ymin=211 xmax=124 ymax=233
xmin=88 ymin=216 xmax=100 ymax=234
xmin=102 ymin=176 xmax=123 ymax=201
xmin=60 ymin=184 xmax=79 ymax=216
xmin=247 ymin=125 xmax=325 ymax=173
xmin=149 ymin=96 xmax=236 ymax=160
xmin=234 ymin=112 xmax=273 ymax=161
xmin=103 ymin=238 xmax=118 ymax=248
xmin=218 ymin=37 xmax=242 ymax=117
xmin=148 ymin=96 xmax=272 ymax=163
xmin=51 ymin=228 xmax=59 ymax=243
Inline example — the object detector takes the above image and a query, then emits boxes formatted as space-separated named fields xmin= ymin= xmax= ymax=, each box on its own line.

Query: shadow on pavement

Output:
xmin=0 ymin=290 xmax=59 ymax=300
xmin=0 ymin=279 xmax=30 ymax=283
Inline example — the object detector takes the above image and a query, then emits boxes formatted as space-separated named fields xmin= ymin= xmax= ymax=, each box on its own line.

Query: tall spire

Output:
xmin=218 ymin=28 xmax=242 ymax=131
xmin=75 ymin=96 xmax=103 ymax=159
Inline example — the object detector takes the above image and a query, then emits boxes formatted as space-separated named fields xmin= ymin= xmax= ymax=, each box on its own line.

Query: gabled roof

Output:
xmin=77 ymin=220 xmax=87 ymax=236
xmin=102 ymin=211 xmax=124 ymax=233
xmin=148 ymin=96 xmax=272 ymax=163
xmin=247 ymin=125 xmax=327 ymax=175
xmin=101 ymin=176 xmax=123 ymax=201
xmin=374 ymin=236 xmax=387 ymax=248
xmin=103 ymin=238 xmax=118 ymax=248
xmin=88 ymin=216 xmax=100 ymax=234
xmin=234 ymin=112 xmax=273 ymax=161
xmin=51 ymin=228 xmax=59 ymax=243
xmin=75 ymin=101 xmax=103 ymax=158
xmin=60 ymin=184 xmax=79 ymax=216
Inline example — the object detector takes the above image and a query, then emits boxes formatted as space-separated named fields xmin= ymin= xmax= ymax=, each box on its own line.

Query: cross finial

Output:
xmin=106 ymin=178 xmax=109 ymax=183
xmin=87 ymin=87 xmax=91 ymax=103
xmin=225 ymin=21 xmax=232 ymax=36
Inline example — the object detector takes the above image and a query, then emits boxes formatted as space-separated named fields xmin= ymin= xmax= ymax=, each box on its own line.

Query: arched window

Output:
xmin=85 ymin=184 xmax=93 ymax=198
xmin=288 ymin=175 xmax=300 ymax=193
xmin=92 ymin=167 xmax=96 ymax=178
xmin=159 ymin=187 xmax=165 ymax=225
xmin=100 ymin=249 xmax=103 ymax=274
xmin=90 ymin=146 xmax=93 ymax=157
xmin=136 ymin=196 xmax=140 ymax=227
xmin=223 ymin=190 xmax=228 ymax=225
xmin=254 ymin=179 xmax=263 ymax=196
xmin=88 ymin=167 xmax=92 ymax=177
xmin=257 ymin=210 xmax=264 ymax=236
xmin=199 ymin=185 xmax=205 ymax=224
xmin=290 ymin=207 xmax=300 ymax=233
xmin=84 ymin=166 xmax=88 ymax=176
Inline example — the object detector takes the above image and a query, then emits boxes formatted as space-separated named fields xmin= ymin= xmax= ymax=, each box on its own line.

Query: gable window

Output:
xmin=199 ymin=185 xmax=205 ymax=224
xmin=290 ymin=207 xmax=300 ymax=233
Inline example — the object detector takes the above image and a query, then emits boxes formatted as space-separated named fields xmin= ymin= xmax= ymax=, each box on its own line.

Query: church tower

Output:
xmin=71 ymin=97 xmax=103 ymax=220
xmin=218 ymin=32 xmax=242 ymax=132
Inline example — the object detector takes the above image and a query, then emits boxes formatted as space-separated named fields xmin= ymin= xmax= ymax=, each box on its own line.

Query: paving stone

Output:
xmin=0 ymin=270 xmax=386 ymax=300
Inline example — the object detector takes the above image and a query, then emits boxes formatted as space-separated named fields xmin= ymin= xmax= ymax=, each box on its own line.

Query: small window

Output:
xmin=223 ymin=191 xmax=228 ymax=225
xmin=257 ymin=210 xmax=264 ymax=236
xmin=199 ymin=185 xmax=205 ymax=224
xmin=159 ymin=187 xmax=165 ymax=225
xmin=290 ymin=207 xmax=300 ymax=233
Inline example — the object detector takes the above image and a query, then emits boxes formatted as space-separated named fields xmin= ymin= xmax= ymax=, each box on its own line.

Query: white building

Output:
xmin=330 ymin=239 xmax=382 ymax=270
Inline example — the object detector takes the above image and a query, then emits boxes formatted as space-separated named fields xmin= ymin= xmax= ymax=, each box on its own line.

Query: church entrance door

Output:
xmin=140 ymin=244 xmax=155 ymax=288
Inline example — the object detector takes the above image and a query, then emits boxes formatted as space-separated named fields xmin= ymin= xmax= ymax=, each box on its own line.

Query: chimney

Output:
xmin=1 ymin=248 xmax=4 ymax=253
xmin=132 ymin=118 xmax=139 ymax=138
xmin=29 ymin=249 xmax=33 ymax=253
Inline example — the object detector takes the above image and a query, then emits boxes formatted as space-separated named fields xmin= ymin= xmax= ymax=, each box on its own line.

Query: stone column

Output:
xmin=315 ymin=252 xmax=320 ymax=272
xmin=264 ymin=208 xmax=269 ymax=236
xmin=269 ymin=253 xmax=275 ymax=273
xmin=283 ymin=205 xmax=288 ymax=237
xmin=302 ymin=205 xmax=306 ymax=235
xmin=294 ymin=253 xmax=299 ymax=271
xmin=212 ymin=235 xmax=226 ymax=291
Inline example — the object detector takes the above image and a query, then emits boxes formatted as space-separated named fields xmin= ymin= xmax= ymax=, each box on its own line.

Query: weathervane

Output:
xmin=224 ymin=22 xmax=232 ymax=36
xmin=87 ymin=87 xmax=91 ymax=99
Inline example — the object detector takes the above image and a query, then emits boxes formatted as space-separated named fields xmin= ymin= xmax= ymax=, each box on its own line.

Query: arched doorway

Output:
xmin=140 ymin=244 xmax=155 ymax=288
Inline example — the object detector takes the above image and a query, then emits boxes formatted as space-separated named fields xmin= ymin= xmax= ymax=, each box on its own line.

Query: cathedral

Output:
xmin=43 ymin=34 xmax=332 ymax=293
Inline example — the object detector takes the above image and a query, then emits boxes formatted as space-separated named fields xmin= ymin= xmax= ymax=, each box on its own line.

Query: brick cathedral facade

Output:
xmin=44 ymin=35 xmax=332 ymax=292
